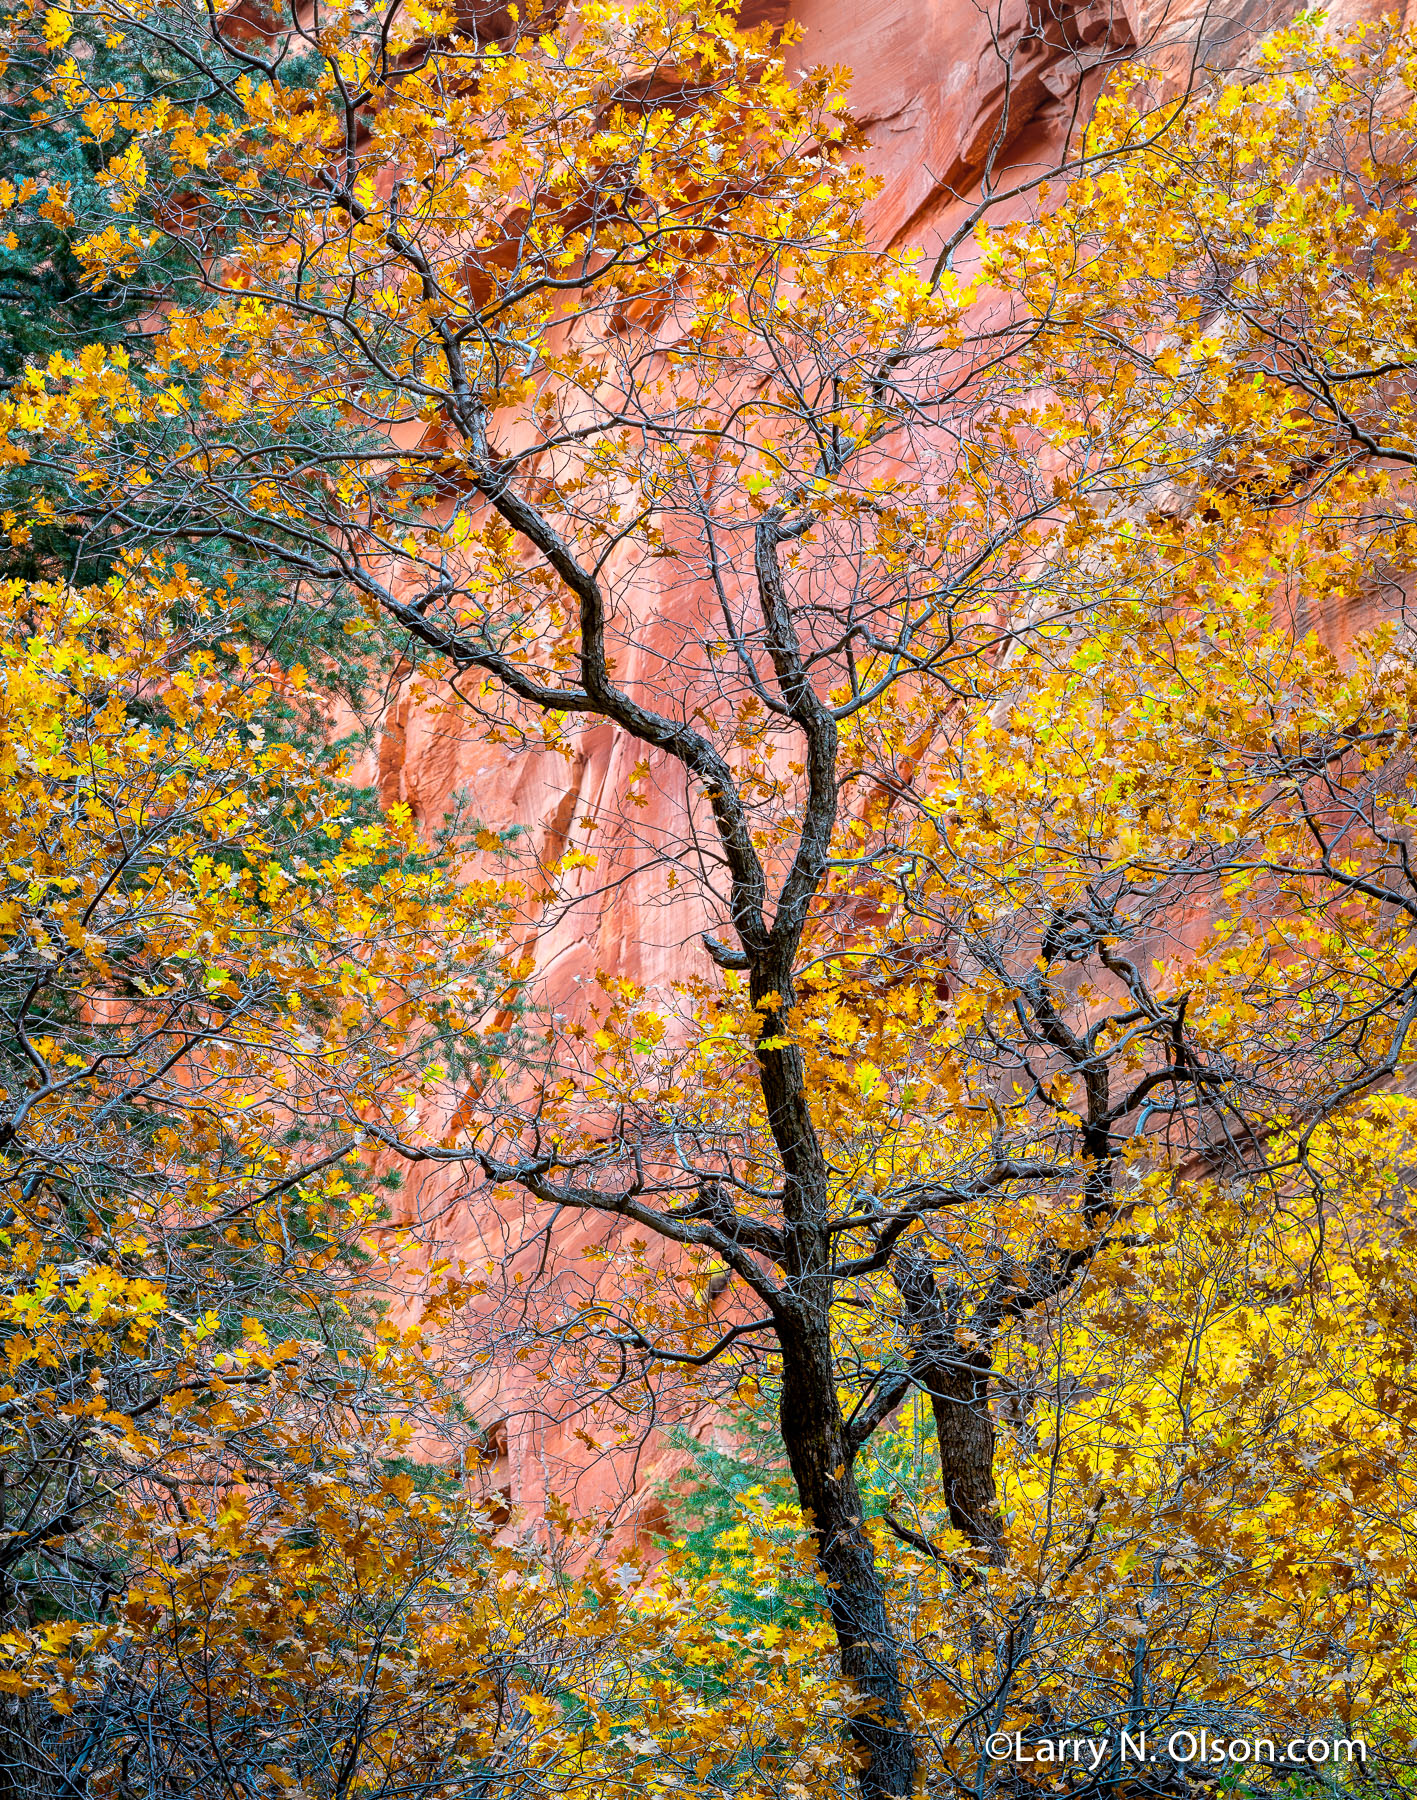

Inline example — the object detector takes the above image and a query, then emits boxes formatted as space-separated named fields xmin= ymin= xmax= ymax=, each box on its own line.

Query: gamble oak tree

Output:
xmin=11 ymin=1 xmax=1417 ymax=1791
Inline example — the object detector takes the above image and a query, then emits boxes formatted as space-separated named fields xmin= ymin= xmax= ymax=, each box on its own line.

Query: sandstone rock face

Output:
xmin=368 ymin=0 xmax=1410 ymax=1546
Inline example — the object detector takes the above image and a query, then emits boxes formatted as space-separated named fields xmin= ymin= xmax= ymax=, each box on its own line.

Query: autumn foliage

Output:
xmin=5 ymin=0 xmax=1417 ymax=1794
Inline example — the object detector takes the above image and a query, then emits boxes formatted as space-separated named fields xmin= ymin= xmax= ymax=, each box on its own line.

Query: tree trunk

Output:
xmin=0 ymin=1695 xmax=51 ymax=1800
xmin=898 ymin=1250 xmax=1004 ymax=1563
xmin=755 ymin=955 xmax=916 ymax=1800
xmin=779 ymin=1316 xmax=917 ymax=1800
xmin=927 ymin=1360 xmax=1003 ymax=1563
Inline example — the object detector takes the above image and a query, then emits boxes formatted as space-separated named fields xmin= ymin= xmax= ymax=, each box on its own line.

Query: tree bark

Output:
xmin=927 ymin=1359 xmax=1003 ymax=1562
xmin=778 ymin=1317 xmax=917 ymax=1800
xmin=0 ymin=1695 xmax=51 ymax=1800
xmin=898 ymin=1250 xmax=1004 ymax=1563
xmin=756 ymin=947 xmax=916 ymax=1800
